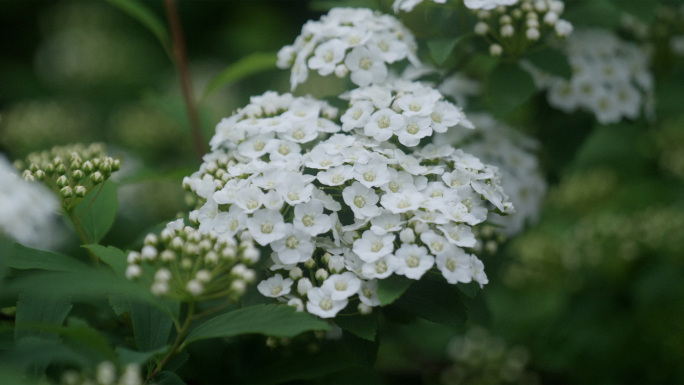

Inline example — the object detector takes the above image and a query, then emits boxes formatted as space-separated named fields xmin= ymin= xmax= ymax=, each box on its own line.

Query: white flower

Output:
xmin=469 ymin=255 xmax=489 ymax=288
xmin=234 ymin=185 xmax=264 ymax=213
xmin=364 ymin=108 xmax=403 ymax=141
xmin=321 ymin=272 xmax=362 ymax=300
xmin=388 ymin=244 xmax=434 ymax=280
xmin=275 ymin=173 xmax=314 ymax=206
xmin=317 ymin=165 xmax=354 ymax=186
xmin=396 ymin=116 xmax=432 ymax=146
xmin=380 ymin=191 xmax=423 ymax=214
xmin=361 ymin=256 xmax=395 ymax=279
xmin=435 ymin=244 xmax=473 ymax=284
xmin=370 ymin=211 xmax=404 ymax=235
xmin=308 ymin=39 xmax=348 ymax=76
xmin=271 ymin=224 xmax=315 ymax=264
xmin=358 ymin=279 xmax=381 ymax=306
xmin=342 ymin=182 xmax=380 ymax=219
xmin=306 ymin=287 xmax=348 ymax=318
xmin=258 ymin=274 xmax=294 ymax=298
xmin=341 ymin=100 xmax=374 ymax=132
xmin=345 ymin=46 xmax=388 ymax=87
xmin=464 ymin=0 xmax=519 ymax=10
xmin=293 ymin=199 xmax=333 ymax=236
xmin=353 ymin=162 xmax=391 ymax=188
xmin=436 ymin=223 xmax=477 ymax=247
xmin=353 ymin=230 xmax=395 ymax=263
xmin=246 ymin=209 xmax=286 ymax=246
xmin=297 ymin=277 xmax=313 ymax=295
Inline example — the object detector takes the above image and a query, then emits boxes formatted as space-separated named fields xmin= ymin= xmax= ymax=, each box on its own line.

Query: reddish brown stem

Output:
xmin=164 ymin=0 xmax=207 ymax=161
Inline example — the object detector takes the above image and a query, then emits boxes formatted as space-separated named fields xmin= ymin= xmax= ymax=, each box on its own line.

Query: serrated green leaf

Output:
xmin=5 ymin=242 xmax=88 ymax=272
xmin=394 ymin=274 xmax=467 ymax=327
xmin=427 ymin=37 xmax=461 ymax=66
xmin=335 ymin=312 xmax=378 ymax=341
xmin=488 ymin=62 xmax=537 ymax=117
xmin=84 ymin=244 xmax=126 ymax=278
xmin=15 ymin=294 xmax=72 ymax=342
xmin=525 ymin=48 xmax=572 ymax=79
xmin=105 ymin=0 xmax=172 ymax=58
xmin=129 ymin=298 xmax=177 ymax=352
xmin=377 ymin=275 xmax=413 ymax=306
xmin=185 ymin=304 xmax=330 ymax=343
xmin=73 ymin=181 xmax=119 ymax=244
xmin=202 ymin=52 xmax=277 ymax=99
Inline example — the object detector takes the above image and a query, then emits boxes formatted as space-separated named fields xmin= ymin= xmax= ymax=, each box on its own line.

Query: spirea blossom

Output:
xmin=438 ymin=114 xmax=546 ymax=236
xmin=522 ymin=29 xmax=654 ymax=124
xmin=276 ymin=8 xmax=420 ymax=90
xmin=184 ymin=90 xmax=512 ymax=318
xmin=126 ymin=219 xmax=259 ymax=302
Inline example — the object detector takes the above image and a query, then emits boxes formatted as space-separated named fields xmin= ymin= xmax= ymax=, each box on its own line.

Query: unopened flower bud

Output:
xmin=186 ymin=280 xmax=203 ymax=296
xmin=231 ymin=263 xmax=247 ymax=277
xmin=56 ymin=175 xmax=68 ymax=188
xmin=242 ymin=245 xmax=259 ymax=264
xmin=489 ymin=44 xmax=503 ymax=56
xmin=144 ymin=233 xmax=158 ymax=246
xmin=328 ymin=255 xmax=345 ymax=273
xmin=151 ymin=281 xmax=169 ymax=296
xmin=474 ymin=22 xmax=488 ymax=35
xmin=34 ymin=170 xmax=46 ymax=180
xmin=303 ymin=258 xmax=316 ymax=269
xmin=155 ymin=268 xmax=172 ymax=282
xmin=289 ymin=267 xmax=303 ymax=280
xmin=399 ymin=228 xmax=415 ymax=244
xmin=297 ymin=278 xmax=313 ymax=295
xmin=322 ymin=252 xmax=331 ymax=264
xmin=230 ymin=279 xmax=247 ymax=296
xmin=315 ymin=268 xmax=329 ymax=281
xmin=181 ymin=258 xmax=193 ymax=270
xmin=72 ymin=169 xmax=84 ymax=180
xmin=141 ymin=245 xmax=158 ymax=261
xmin=60 ymin=186 xmax=73 ymax=198
xmin=127 ymin=251 xmax=141 ymax=264
xmin=125 ymin=264 xmax=142 ymax=279
xmin=91 ymin=171 xmax=104 ymax=184
xmin=204 ymin=250 xmax=218 ymax=265
xmin=334 ymin=64 xmax=349 ymax=78
xmin=161 ymin=250 xmax=176 ymax=262
xmin=414 ymin=222 xmax=429 ymax=234
xmin=112 ymin=159 xmax=121 ymax=171
xmin=22 ymin=170 xmax=34 ymax=182
xmin=74 ymin=185 xmax=87 ymax=197
xmin=56 ymin=163 xmax=67 ymax=174
xmin=358 ymin=302 xmax=373 ymax=315
xmin=287 ymin=298 xmax=304 ymax=312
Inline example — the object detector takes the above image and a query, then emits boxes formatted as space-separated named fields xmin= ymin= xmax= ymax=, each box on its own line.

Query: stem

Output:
xmin=149 ymin=301 xmax=196 ymax=380
xmin=164 ymin=0 xmax=207 ymax=161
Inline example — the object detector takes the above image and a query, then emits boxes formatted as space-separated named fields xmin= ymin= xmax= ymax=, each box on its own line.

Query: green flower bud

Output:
xmin=91 ymin=171 xmax=104 ymax=184
xmin=72 ymin=169 xmax=84 ymax=180
xmin=74 ymin=185 xmax=87 ymax=197
xmin=29 ymin=163 xmax=39 ymax=172
xmin=60 ymin=186 xmax=73 ymax=198
xmin=35 ymin=170 xmax=46 ymax=180
xmin=22 ymin=170 xmax=34 ymax=182
xmin=44 ymin=163 xmax=54 ymax=175
xmin=70 ymin=160 xmax=81 ymax=170
xmin=56 ymin=175 xmax=68 ymax=188
xmin=82 ymin=161 xmax=93 ymax=173
xmin=55 ymin=163 xmax=67 ymax=174
xmin=112 ymin=159 xmax=121 ymax=172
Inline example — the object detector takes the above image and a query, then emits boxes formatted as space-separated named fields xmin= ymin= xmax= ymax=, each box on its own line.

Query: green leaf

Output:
xmin=185 ymin=304 xmax=330 ymax=343
xmin=608 ymin=0 xmax=656 ymax=23
xmin=563 ymin=0 xmax=620 ymax=29
xmin=394 ymin=274 xmax=467 ymax=327
xmin=84 ymin=244 xmax=127 ymax=278
xmin=129 ymin=299 xmax=177 ymax=352
xmin=488 ymin=62 xmax=537 ymax=117
xmin=73 ymin=181 xmax=119 ymax=244
xmin=525 ymin=48 xmax=572 ymax=79
xmin=377 ymin=275 xmax=413 ymax=306
xmin=116 ymin=345 xmax=169 ymax=365
xmin=202 ymin=52 xmax=277 ymax=99
xmin=15 ymin=294 xmax=72 ymax=342
xmin=154 ymin=371 xmax=187 ymax=385
xmin=105 ymin=0 xmax=172 ymax=57
xmin=5 ymin=242 xmax=88 ymax=272
xmin=428 ymin=37 xmax=461 ymax=66
xmin=457 ymin=281 xmax=481 ymax=299
xmin=335 ymin=312 xmax=378 ymax=341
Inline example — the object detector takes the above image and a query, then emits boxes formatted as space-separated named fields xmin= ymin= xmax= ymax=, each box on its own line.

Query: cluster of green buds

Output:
xmin=472 ymin=0 xmax=573 ymax=57
xmin=60 ymin=361 xmax=142 ymax=385
xmin=15 ymin=143 xmax=120 ymax=209
xmin=125 ymin=219 xmax=260 ymax=302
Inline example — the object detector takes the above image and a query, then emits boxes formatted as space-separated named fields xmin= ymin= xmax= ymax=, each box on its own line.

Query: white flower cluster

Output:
xmin=393 ymin=0 xmax=518 ymax=13
xmin=473 ymin=0 xmax=572 ymax=56
xmin=276 ymin=8 xmax=419 ymax=90
xmin=0 ymin=154 xmax=62 ymax=249
xmin=341 ymin=80 xmax=474 ymax=146
xmin=438 ymin=114 xmax=545 ymax=236
xmin=522 ymin=29 xmax=654 ymax=124
xmin=184 ymin=88 xmax=512 ymax=318
xmin=126 ymin=219 xmax=259 ymax=301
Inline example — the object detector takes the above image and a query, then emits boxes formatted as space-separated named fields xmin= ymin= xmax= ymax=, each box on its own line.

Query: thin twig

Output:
xmin=164 ymin=0 xmax=207 ymax=161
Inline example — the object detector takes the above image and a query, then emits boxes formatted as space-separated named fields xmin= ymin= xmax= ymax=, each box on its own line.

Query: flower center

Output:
xmin=371 ymin=241 xmax=383 ymax=253
xmin=260 ymin=222 xmax=273 ymax=234
xmin=431 ymin=241 xmax=443 ymax=252
xmin=430 ymin=112 xmax=442 ymax=123
xmin=445 ymin=257 xmax=457 ymax=272
xmin=378 ymin=116 xmax=391 ymax=129
xmin=334 ymin=281 xmax=347 ymax=291
xmin=389 ymin=181 xmax=400 ymax=192
xmin=362 ymin=287 xmax=373 ymax=298
xmin=302 ymin=214 xmax=315 ymax=227
xmin=406 ymin=255 xmax=420 ymax=268
xmin=332 ymin=174 xmax=344 ymax=184
xmin=247 ymin=200 xmax=259 ymax=210
xmin=377 ymin=40 xmax=389 ymax=52
xmin=320 ymin=298 xmax=333 ymax=311
xmin=292 ymin=128 xmax=305 ymax=140
xmin=397 ymin=199 xmax=410 ymax=209
xmin=271 ymin=285 xmax=283 ymax=296
xmin=229 ymin=220 xmax=239 ymax=231
xmin=375 ymin=260 xmax=387 ymax=274
xmin=288 ymin=192 xmax=300 ymax=201
xmin=253 ymin=140 xmax=265 ymax=151
xmin=359 ymin=57 xmax=373 ymax=70
xmin=278 ymin=144 xmax=291 ymax=155
xmin=409 ymin=102 xmax=421 ymax=112
xmin=324 ymin=51 xmax=334 ymax=63
xmin=406 ymin=123 xmax=419 ymax=135
xmin=353 ymin=109 xmax=363 ymax=120
xmin=354 ymin=195 xmax=366 ymax=208
xmin=286 ymin=236 xmax=299 ymax=249
xmin=321 ymin=159 xmax=332 ymax=167
xmin=363 ymin=170 xmax=376 ymax=182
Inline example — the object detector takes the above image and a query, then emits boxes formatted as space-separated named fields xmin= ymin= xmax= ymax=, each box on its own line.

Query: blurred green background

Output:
xmin=1 ymin=1 xmax=684 ymax=384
